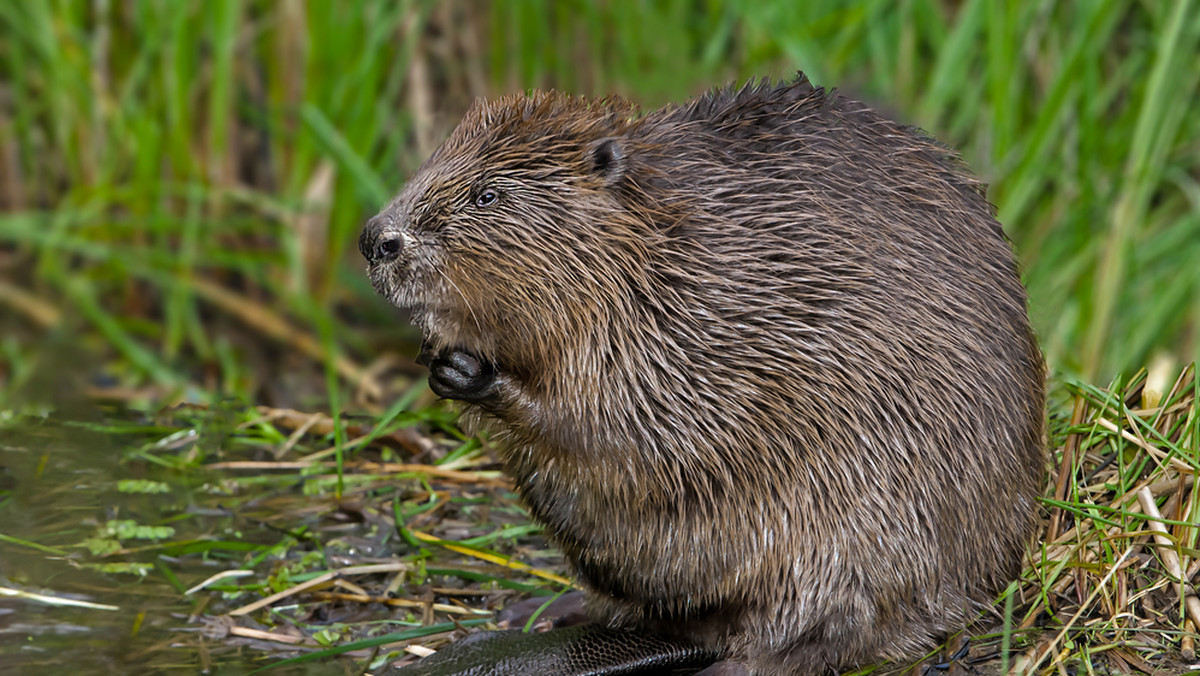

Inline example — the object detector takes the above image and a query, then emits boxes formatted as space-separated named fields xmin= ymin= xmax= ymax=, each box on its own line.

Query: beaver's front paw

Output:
xmin=419 ymin=347 xmax=498 ymax=403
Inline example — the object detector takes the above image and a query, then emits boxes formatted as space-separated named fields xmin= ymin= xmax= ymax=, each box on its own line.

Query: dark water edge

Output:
xmin=0 ymin=407 xmax=353 ymax=675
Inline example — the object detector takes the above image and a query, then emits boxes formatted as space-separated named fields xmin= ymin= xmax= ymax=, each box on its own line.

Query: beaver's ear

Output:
xmin=587 ymin=137 xmax=626 ymax=187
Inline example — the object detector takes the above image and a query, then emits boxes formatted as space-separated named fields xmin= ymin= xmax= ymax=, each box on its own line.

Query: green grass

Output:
xmin=1013 ymin=366 xmax=1200 ymax=674
xmin=1 ymin=0 xmax=1198 ymax=409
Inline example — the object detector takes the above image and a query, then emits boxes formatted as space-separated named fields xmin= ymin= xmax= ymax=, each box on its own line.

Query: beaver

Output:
xmin=360 ymin=74 xmax=1045 ymax=676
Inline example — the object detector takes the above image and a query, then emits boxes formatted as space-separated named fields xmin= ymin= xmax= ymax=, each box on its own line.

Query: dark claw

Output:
xmin=423 ymin=346 xmax=497 ymax=403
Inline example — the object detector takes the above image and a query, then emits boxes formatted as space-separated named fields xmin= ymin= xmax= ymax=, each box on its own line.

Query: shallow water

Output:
xmin=0 ymin=409 xmax=350 ymax=675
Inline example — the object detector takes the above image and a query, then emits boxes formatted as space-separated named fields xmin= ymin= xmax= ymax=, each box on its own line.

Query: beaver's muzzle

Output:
xmin=359 ymin=214 xmax=404 ymax=265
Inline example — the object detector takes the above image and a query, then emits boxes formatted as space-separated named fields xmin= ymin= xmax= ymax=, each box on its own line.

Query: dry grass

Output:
xmin=992 ymin=365 xmax=1199 ymax=675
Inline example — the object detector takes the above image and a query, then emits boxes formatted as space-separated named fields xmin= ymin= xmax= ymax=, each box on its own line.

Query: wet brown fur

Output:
xmin=364 ymin=75 xmax=1045 ymax=675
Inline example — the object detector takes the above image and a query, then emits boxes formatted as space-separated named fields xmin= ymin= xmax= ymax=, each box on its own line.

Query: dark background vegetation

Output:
xmin=1 ymin=0 xmax=1198 ymax=407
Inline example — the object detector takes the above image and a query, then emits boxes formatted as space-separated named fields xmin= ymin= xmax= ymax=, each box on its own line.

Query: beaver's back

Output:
xmin=503 ymin=81 xmax=1044 ymax=673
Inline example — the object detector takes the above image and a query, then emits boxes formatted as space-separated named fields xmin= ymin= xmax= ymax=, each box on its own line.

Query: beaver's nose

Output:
xmin=359 ymin=216 xmax=404 ymax=264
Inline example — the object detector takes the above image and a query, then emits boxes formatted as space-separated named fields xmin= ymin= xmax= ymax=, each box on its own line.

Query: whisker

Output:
xmin=438 ymin=268 xmax=484 ymax=336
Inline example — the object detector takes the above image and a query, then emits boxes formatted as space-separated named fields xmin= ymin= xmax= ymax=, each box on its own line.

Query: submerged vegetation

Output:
xmin=1 ymin=1 xmax=1198 ymax=674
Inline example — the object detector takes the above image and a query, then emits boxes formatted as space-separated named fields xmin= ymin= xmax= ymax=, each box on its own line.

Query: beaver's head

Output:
xmin=360 ymin=92 xmax=666 ymax=364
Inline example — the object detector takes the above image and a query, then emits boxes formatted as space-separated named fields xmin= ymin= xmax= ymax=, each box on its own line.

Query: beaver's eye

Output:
xmin=475 ymin=189 xmax=499 ymax=207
